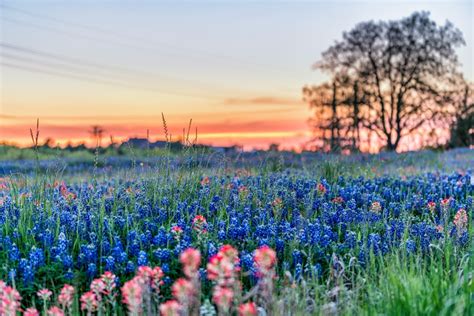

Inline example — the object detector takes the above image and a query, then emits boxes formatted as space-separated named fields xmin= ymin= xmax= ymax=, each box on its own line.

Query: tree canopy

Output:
xmin=304 ymin=11 xmax=467 ymax=152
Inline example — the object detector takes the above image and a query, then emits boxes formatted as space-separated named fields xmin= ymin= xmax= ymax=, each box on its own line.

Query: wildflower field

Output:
xmin=0 ymin=149 xmax=473 ymax=315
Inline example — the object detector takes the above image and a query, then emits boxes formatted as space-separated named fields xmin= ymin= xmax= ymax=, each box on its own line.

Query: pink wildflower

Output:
xmin=427 ymin=201 xmax=436 ymax=214
xmin=332 ymin=196 xmax=344 ymax=204
xmin=159 ymin=300 xmax=182 ymax=316
xmin=441 ymin=197 xmax=451 ymax=210
xmin=219 ymin=245 xmax=239 ymax=264
xmin=254 ymin=245 xmax=277 ymax=273
xmin=238 ymin=185 xmax=249 ymax=194
xmin=171 ymin=278 xmax=194 ymax=303
xmin=272 ymin=197 xmax=283 ymax=208
xmin=121 ymin=278 xmax=143 ymax=314
xmin=0 ymin=284 xmax=22 ymax=316
xmin=180 ymin=248 xmax=201 ymax=278
xmin=80 ymin=291 xmax=98 ymax=313
xmin=200 ymin=176 xmax=210 ymax=186
xmin=192 ymin=215 xmax=207 ymax=233
xmin=370 ymin=201 xmax=382 ymax=214
xmin=60 ymin=184 xmax=76 ymax=201
xmin=37 ymin=288 xmax=53 ymax=301
xmin=136 ymin=266 xmax=153 ymax=283
xmin=171 ymin=225 xmax=183 ymax=240
xmin=57 ymin=284 xmax=74 ymax=309
xmin=46 ymin=306 xmax=64 ymax=316
xmin=212 ymin=286 xmax=234 ymax=313
xmin=316 ymin=183 xmax=327 ymax=195
xmin=207 ymin=253 xmax=237 ymax=286
xmin=253 ymin=246 xmax=277 ymax=313
xmin=151 ymin=267 xmax=165 ymax=291
xmin=90 ymin=278 xmax=105 ymax=301
xmin=239 ymin=302 xmax=258 ymax=316
xmin=454 ymin=208 xmax=468 ymax=236
xmin=100 ymin=271 xmax=116 ymax=295
xmin=24 ymin=307 xmax=40 ymax=316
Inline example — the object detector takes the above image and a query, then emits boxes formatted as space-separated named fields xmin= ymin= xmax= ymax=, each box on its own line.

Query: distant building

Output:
xmin=120 ymin=137 xmax=242 ymax=153
xmin=212 ymin=145 xmax=243 ymax=153
xmin=120 ymin=138 xmax=168 ymax=149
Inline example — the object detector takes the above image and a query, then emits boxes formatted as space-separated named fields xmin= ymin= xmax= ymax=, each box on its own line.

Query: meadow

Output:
xmin=0 ymin=148 xmax=473 ymax=315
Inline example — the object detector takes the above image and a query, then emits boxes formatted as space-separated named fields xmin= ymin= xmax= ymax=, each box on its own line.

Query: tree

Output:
xmin=313 ymin=12 xmax=465 ymax=151
xmin=337 ymin=77 xmax=368 ymax=152
xmin=303 ymin=80 xmax=347 ymax=152
xmin=449 ymin=82 xmax=474 ymax=147
xmin=89 ymin=125 xmax=105 ymax=147
xmin=303 ymin=75 xmax=368 ymax=153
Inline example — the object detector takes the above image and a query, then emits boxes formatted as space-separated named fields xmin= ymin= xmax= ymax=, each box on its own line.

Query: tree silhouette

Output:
xmin=449 ymin=81 xmax=474 ymax=147
xmin=304 ymin=80 xmax=344 ymax=152
xmin=303 ymin=75 xmax=369 ymax=153
xmin=309 ymin=11 xmax=465 ymax=151
xmin=89 ymin=125 xmax=105 ymax=147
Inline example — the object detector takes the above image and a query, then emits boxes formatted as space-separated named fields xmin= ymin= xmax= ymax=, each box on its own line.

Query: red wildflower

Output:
xmin=239 ymin=302 xmax=258 ymax=316
xmin=180 ymin=248 xmax=201 ymax=278
xmin=254 ymin=245 xmax=277 ymax=273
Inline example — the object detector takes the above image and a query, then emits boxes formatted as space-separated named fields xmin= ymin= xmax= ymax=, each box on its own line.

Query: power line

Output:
xmin=0 ymin=61 xmax=224 ymax=100
xmin=0 ymin=41 xmax=224 ymax=89
xmin=1 ymin=42 xmax=299 ymax=101
xmin=1 ymin=3 xmax=291 ymax=70
xmin=1 ymin=38 xmax=299 ymax=98
xmin=1 ymin=3 xmax=302 ymax=88
xmin=0 ymin=51 xmax=131 ymax=81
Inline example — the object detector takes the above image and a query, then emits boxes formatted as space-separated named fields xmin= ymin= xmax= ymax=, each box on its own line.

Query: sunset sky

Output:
xmin=1 ymin=0 xmax=473 ymax=150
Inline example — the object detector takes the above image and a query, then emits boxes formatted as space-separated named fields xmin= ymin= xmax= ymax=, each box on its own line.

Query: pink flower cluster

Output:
xmin=170 ymin=225 xmax=183 ymax=241
xmin=208 ymin=245 xmax=241 ymax=313
xmin=160 ymin=248 xmax=201 ymax=315
xmin=159 ymin=245 xmax=268 ymax=316
xmin=316 ymin=183 xmax=327 ymax=195
xmin=370 ymin=201 xmax=382 ymax=214
xmin=58 ymin=284 xmax=75 ymax=311
xmin=427 ymin=201 xmax=436 ymax=214
xmin=192 ymin=215 xmax=208 ymax=234
xmin=0 ymin=281 xmax=22 ymax=316
xmin=254 ymin=245 xmax=277 ymax=313
xmin=454 ymin=208 xmax=468 ymax=236
xmin=0 ymin=245 xmax=276 ymax=316
xmin=80 ymin=271 xmax=118 ymax=314
xmin=122 ymin=266 xmax=164 ymax=314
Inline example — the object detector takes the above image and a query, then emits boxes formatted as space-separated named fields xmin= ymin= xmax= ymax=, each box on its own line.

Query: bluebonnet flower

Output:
xmin=153 ymin=248 xmax=171 ymax=262
xmin=161 ymin=263 xmax=170 ymax=274
xmin=19 ymin=258 xmax=34 ymax=285
xmin=137 ymin=251 xmax=148 ymax=266
xmin=87 ymin=263 xmax=97 ymax=278
xmin=406 ymin=239 xmax=416 ymax=254
xmin=29 ymin=246 xmax=45 ymax=270
xmin=292 ymin=250 xmax=303 ymax=266
xmin=368 ymin=233 xmax=382 ymax=255
xmin=105 ymin=256 xmax=115 ymax=272
xmin=9 ymin=243 xmax=20 ymax=262
xmin=345 ymin=231 xmax=357 ymax=249
xmin=126 ymin=261 xmax=136 ymax=274
xmin=295 ymin=263 xmax=303 ymax=280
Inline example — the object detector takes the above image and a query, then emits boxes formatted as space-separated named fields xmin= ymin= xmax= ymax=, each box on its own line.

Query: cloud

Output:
xmin=223 ymin=96 xmax=302 ymax=106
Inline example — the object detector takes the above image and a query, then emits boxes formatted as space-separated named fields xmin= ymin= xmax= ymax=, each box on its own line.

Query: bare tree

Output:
xmin=89 ymin=125 xmax=105 ymax=147
xmin=449 ymin=81 xmax=474 ymax=147
xmin=314 ymin=12 xmax=465 ymax=151
xmin=303 ymin=80 xmax=348 ymax=152
xmin=304 ymin=75 xmax=369 ymax=153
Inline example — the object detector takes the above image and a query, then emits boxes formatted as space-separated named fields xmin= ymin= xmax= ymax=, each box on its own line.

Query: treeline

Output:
xmin=303 ymin=12 xmax=473 ymax=153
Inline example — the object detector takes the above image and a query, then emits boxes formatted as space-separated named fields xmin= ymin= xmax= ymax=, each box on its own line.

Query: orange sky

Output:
xmin=1 ymin=96 xmax=311 ymax=150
